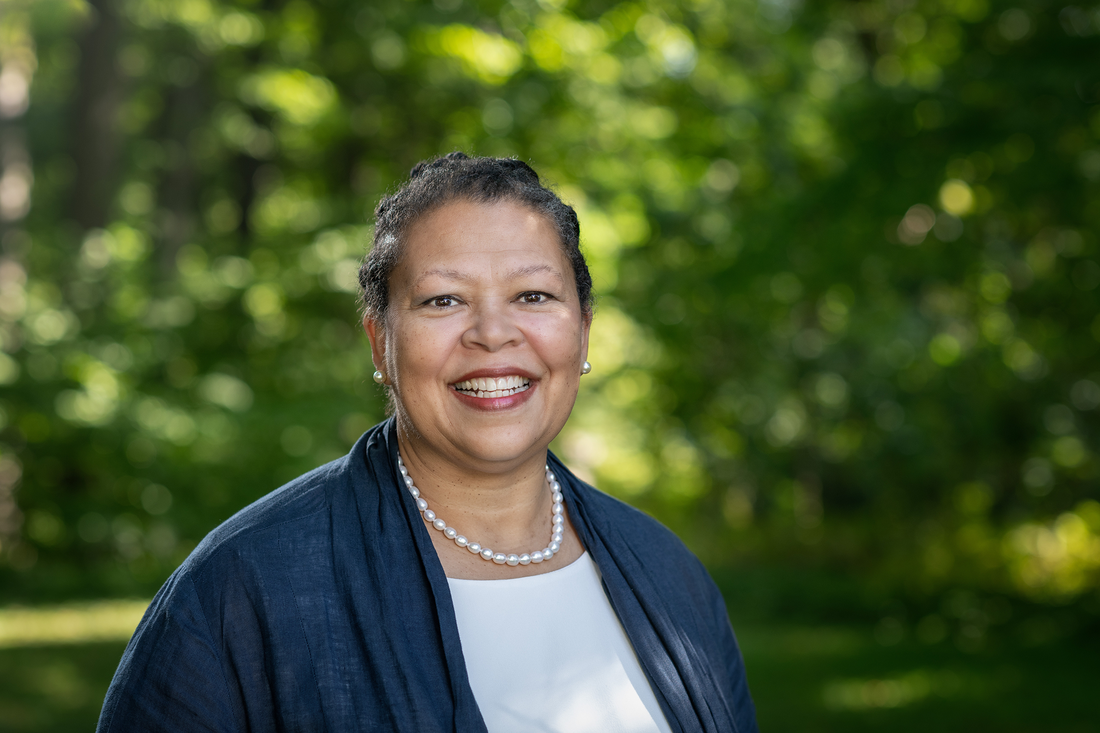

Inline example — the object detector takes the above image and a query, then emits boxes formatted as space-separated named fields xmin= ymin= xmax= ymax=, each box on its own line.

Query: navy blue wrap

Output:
xmin=97 ymin=419 xmax=757 ymax=732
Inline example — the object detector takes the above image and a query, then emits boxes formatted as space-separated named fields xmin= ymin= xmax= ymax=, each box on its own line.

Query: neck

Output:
xmin=395 ymin=423 xmax=551 ymax=551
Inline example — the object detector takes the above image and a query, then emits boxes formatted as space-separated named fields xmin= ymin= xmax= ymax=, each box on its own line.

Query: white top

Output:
xmin=447 ymin=552 xmax=673 ymax=733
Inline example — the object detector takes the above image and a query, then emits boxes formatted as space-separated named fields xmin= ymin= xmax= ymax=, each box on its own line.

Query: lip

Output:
xmin=449 ymin=366 xmax=538 ymax=412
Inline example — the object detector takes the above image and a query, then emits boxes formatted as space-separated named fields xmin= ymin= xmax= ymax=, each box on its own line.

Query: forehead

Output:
xmin=396 ymin=199 xmax=569 ymax=283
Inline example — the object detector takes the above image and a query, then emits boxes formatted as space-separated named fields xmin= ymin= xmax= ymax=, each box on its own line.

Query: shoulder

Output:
xmin=560 ymin=467 xmax=714 ymax=587
xmin=173 ymin=419 xmax=401 ymax=592
xmin=184 ymin=455 xmax=345 ymax=572
xmin=575 ymin=482 xmax=688 ymax=550
xmin=180 ymin=419 xmax=398 ymax=585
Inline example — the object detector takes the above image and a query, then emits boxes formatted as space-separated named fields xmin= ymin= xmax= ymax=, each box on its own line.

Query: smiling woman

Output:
xmin=367 ymin=197 xmax=589 ymax=511
xmin=96 ymin=154 xmax=757 ymax=733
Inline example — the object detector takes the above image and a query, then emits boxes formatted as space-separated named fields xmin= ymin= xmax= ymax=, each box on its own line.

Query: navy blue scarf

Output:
xmin=98 ymin=419 xmax=756 ymax=732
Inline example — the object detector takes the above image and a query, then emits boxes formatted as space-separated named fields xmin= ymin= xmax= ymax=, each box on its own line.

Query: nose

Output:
xmin=461 ymin=298 xmax=523 ymax=352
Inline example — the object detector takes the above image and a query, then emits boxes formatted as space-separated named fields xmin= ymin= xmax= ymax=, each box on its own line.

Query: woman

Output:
xmin=97 ymin=154 xmax=757 ymax=732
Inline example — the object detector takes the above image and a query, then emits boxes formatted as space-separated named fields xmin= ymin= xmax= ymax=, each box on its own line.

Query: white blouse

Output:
xmin=447 ymin=552 xmax=673 ymax=733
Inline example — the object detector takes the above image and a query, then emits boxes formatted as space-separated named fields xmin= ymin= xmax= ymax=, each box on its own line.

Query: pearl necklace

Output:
xmin=397 ymin=455 xmax=564 ymax=566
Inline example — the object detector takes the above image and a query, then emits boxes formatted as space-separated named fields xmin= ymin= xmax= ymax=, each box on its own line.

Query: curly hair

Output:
xmin=358 ymin=152 xmax=593 ymax=321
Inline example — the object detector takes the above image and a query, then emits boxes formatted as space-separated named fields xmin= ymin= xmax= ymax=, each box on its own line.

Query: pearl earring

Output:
xmin=581 ymin=361 xmax=592 ymax=375
xmin=373 ymin=370 xmax=386 ymax=384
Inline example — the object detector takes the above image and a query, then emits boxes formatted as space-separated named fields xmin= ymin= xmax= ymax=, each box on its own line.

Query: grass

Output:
xmin=0 ymin=614 xmax=1097 ymax=732
xmin=0 ymin=641 xmax=126 ymax=733
xmin=0 ymin=589 xmax=1095 ymax=726
xmin=740 ymin=623 xmax=1100 ymax=732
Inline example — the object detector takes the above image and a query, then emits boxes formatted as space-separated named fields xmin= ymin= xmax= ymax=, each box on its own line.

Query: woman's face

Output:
xmin=366 ymin=199 xmax=590 ymax=471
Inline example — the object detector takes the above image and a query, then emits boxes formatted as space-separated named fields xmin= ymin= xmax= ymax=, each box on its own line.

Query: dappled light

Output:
xmin=0 ymin=600 xmax=148 ymax=649
xmin=0 ymin=0 xmax=1098 ymax=729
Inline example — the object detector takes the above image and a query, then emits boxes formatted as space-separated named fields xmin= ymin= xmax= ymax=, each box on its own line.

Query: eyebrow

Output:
xmin=413 ymin=264 xmax=564 ymax=289
xmin=413 ymin=269 xmax=471 ymax=289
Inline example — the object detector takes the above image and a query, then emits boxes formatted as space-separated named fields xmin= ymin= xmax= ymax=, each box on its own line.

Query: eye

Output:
xmin=428 ymin=295 xmax=458 ymax=308
xmin=519 ymin=292 xmax=549 ymax=304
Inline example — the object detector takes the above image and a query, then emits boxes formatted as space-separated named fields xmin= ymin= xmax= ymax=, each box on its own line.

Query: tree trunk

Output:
xmin=69 ymin=0 xmax=124 ymax=230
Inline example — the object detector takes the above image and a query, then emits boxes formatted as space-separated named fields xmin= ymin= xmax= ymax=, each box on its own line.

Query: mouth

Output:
xmin=452 ymin=375 xmax=532 ymax=399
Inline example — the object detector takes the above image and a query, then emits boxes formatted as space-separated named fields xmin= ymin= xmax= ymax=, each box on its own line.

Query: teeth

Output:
xmin=453 ymin=375 xmax=531 ymax=397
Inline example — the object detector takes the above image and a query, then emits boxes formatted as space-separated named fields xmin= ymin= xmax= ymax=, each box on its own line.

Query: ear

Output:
xmin=580 ymin=311 xmax=592 ymax=367
xmin=363 ymin=314 xmax=387 ymax=376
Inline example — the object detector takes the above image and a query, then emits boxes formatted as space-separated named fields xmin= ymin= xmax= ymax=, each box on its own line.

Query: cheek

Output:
xmin=531 ymin=315 xmax=584 ymax=357
xmin=393 ymin=320 xmax=457 ymax=374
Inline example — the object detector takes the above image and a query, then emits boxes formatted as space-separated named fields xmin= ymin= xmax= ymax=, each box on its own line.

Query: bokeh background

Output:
xmin=1 ymin=0 xmax=1099 ymax=729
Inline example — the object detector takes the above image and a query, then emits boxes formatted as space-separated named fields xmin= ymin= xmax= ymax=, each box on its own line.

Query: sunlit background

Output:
xmin=0 ymin=0 xmax=1098 ymax=729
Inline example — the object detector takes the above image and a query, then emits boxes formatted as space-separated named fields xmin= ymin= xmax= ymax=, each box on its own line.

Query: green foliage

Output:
xmin=0 ymin=0 xmax=1098 ymax=631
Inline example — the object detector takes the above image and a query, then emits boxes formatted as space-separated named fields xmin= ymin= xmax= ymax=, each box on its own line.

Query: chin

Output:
xmin=453 ymin=425 xmax=556 ymax=465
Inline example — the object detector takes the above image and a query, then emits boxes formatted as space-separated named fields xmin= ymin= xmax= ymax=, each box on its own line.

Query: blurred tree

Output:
xmin=0 ymin=0 xmax=1097 ymax=639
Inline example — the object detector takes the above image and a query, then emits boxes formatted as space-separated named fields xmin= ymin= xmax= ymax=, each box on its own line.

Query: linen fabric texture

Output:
xmin=97 ymin=418 xmax=758 ymax=733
